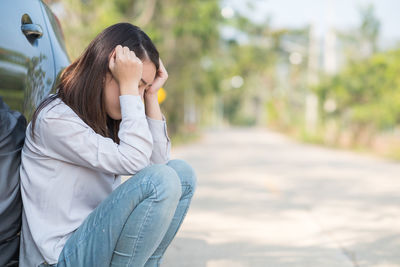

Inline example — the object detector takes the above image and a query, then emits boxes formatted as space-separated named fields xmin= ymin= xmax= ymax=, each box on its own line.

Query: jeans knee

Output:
xmin=145 ymin=164 xmax=182 ymax=201
xmin=166 ymin=159 xmax=197 ymax=194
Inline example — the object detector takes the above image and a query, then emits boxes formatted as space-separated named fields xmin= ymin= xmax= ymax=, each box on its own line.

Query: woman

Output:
xmin=19 ymin=23 xmax=197 ymax=267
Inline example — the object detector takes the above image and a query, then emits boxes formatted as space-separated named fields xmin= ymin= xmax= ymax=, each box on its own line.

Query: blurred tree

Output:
xmin=337 ymin=4 xmax=381 ymax=61
xmin=217 ymin=8 xmax=309 ymax=127
xmin=311 ymin=4 xmax=400 ymax=147
xmin=314 ymin=49 xmax=400 ymax=146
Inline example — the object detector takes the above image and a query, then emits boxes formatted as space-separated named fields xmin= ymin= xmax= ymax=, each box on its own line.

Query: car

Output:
xmin=0 ymin=0 xmax=70 ymax=265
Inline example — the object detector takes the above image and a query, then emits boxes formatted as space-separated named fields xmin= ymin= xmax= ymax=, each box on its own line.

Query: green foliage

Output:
xmin=314 ymin=49 xmax=400 ymax=131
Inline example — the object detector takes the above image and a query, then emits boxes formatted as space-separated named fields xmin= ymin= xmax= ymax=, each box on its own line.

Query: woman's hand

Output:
xmin=145 ymin=58 xmax=168 ymax=96
xmin=109 ymin=45 xmax=143 ymax=95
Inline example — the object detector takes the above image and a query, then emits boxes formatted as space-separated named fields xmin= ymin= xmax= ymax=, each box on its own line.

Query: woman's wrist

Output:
xmin=120 ymin=82 xmax=139 ymax=95
xmin=144 ymin=91 xmax=158 ymax=98
xmin=144 ymin=90 xmax=162 ymax=120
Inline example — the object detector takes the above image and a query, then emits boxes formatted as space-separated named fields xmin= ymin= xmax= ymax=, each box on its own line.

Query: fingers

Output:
xmin=128 ymin=50 xmax=136 ymax=61
xmin=115 ymin=45 xmax=123 ymax=58
xmin=159 ymin=58 xmax=164 ymax=68
xmin=113 ymin=45 xmax=141 ymax=63
xmin=116 ymin=45 xmax=134 ymax=61
xmin=158 ymin=58 xmax=168 ymax=78
xmin=123 ymin=46 xmax=130 ymax=56
xmin=122 ymin=46 xmax=135 ymax=62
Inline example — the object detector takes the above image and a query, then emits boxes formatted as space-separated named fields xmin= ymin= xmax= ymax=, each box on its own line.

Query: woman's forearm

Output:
xmin=144 ymin=93 xmax=163 ymax=120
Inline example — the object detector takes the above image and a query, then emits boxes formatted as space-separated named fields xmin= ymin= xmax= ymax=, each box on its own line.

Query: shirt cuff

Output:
xmin=146 ymin=114 xmax=171 ymax=142
xmin=119 ymin=95 xmax=145 ymax=119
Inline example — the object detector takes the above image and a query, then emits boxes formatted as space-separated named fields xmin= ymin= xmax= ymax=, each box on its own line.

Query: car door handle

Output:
xmin=21 ymin=24 xmax=43 ymax=39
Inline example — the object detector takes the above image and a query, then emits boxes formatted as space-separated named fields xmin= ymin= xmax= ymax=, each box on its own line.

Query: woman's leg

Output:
xmin=55 ymin=163 xmax=182 ymax=267
xmin=144 ymin=159 xmax=197 ymax=267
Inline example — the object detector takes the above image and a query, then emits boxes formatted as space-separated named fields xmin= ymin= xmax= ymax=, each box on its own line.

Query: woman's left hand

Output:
xmin=145 ymin=58 xmax=168 ymax=96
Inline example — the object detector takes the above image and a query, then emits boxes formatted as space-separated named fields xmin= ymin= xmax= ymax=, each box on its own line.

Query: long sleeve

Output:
xmin=38 ymin=95 xmax=153 ymax=175
xmin=146 ymin=113 xmax=171 ymax=165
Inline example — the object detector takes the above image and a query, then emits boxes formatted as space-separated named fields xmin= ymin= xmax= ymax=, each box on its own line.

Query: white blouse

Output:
xmin=18 ymin=94 xmax=171 ymax=266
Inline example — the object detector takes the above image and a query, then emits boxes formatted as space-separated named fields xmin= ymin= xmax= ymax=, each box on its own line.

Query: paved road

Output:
xmin=162 ymin=126 xmax=400 ymax=267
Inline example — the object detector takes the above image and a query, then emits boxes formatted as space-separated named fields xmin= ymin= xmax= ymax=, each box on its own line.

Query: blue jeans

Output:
xmin=39 ymin=159 xmax=197 ymax=267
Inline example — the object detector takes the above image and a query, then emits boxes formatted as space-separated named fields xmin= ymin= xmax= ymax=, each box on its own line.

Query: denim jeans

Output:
xmin=39 ymin=159 xmax=197 ymax=267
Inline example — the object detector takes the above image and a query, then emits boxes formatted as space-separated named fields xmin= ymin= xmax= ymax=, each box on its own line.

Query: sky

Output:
xmin=223 ymin=0 xmax=399 ymax=47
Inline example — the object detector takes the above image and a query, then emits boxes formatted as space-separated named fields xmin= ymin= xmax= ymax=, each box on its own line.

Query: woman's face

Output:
xmin=104 ymin=59 xmax=156 ymax=120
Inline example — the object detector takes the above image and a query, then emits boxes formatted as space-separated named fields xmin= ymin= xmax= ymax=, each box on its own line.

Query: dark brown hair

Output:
xmin=30 ymin=22 xmax=160 ymax=144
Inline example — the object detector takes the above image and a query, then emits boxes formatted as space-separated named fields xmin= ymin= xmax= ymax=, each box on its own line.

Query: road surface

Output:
xmin=162 ymin=126 xmax=400 ymax=267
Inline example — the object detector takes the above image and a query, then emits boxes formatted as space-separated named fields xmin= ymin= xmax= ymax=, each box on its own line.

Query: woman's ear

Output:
xmin=108 ymin=48 xmax=117 ymax=71
xmin=109 ymin=48 xmax=116 ymax=61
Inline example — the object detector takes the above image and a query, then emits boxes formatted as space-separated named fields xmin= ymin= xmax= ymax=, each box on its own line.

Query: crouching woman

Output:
xmin=19 ymin=22 xmax=197 ymax=267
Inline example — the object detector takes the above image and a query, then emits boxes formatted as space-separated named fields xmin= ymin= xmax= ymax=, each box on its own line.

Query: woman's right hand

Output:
xmin=109 ymin=45 xmax=143 ymax=95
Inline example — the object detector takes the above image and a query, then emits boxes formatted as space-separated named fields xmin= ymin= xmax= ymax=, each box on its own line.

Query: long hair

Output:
xmin=30 ymin=23 xmax=160 ymax=144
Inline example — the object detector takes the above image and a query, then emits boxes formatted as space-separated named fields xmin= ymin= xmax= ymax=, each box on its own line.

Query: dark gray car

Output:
xmin=0 ymin=0 xmax=70 ymax=265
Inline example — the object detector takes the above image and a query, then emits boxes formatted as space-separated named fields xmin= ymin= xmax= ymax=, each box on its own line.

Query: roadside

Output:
xmin=162 ymin=126 xmax=400 ymax=267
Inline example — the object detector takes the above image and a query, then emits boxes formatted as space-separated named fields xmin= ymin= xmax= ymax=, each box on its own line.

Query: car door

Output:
xmin=0 ymin=0 xmax=56 ymax=119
